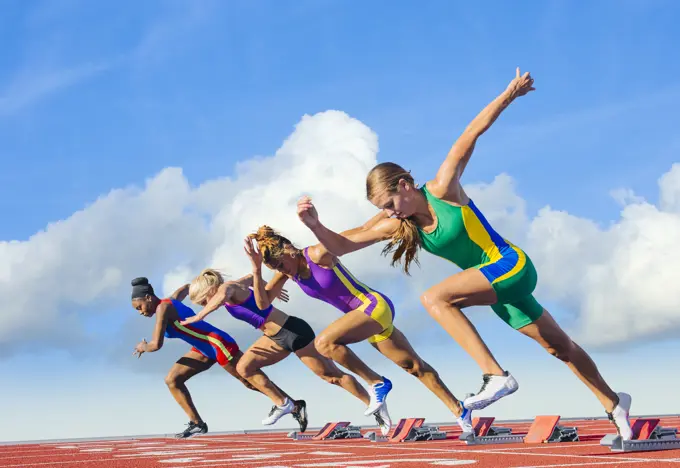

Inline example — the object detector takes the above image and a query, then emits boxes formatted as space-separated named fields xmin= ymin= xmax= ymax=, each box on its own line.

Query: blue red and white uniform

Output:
xmin=162 ymin=298 xmax=239 ymax=365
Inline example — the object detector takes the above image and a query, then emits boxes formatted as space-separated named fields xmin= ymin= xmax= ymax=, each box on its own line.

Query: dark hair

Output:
xmin=131 ymin=277 xmax=155 ymax=300
xmin=366 ymin=162 xmax=421 ymax=275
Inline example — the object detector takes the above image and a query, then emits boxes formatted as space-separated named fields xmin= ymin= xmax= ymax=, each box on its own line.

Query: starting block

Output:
xmin=288 ymin=421 xmax=363 ymax=441
xmin=366 ymin=417 xmax=447 ymax=443
xmin=600 ymin=418 xmax=680 ymax=452
xmin=460 ymin=416 xmax=579 ymax=445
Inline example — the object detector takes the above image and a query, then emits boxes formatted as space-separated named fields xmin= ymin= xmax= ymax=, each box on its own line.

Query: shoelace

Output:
xmin=374 ymin=412 xmax=385 ymax=427
xmin=477 ymin=374 xmax=492 ymax=393
xmin=267 ymin=405 xmax=277 ymax=417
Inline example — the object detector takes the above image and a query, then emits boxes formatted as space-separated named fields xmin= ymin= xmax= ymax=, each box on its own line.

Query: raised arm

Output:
xmin=297 ymin=196 xmax=399 ymax=257
xmin=243 ymin=237 xmax=289 ymax=309
xmin=432 ymin=68 xmax=535 ymax=193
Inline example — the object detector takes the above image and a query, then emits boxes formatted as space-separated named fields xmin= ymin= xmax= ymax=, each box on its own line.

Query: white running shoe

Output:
xmin=262 ymin=397 xmax=294 ymax=425
xmin=609 ymin=392 xmax=633 ymax=441
xmin=456 ymin=403 xmax=473 ymax=433
xmin=364 ymin=377 xmax=393 ymax=416
xmin=463 ymin=371 xmax=518 ymax=410
xmin=373 ymin=403 xmax=392 ymax=436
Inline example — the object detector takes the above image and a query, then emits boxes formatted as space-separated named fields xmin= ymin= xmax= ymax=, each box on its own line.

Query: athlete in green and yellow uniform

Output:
xmin=297 ymin=68 xmax=634 ymax=441
xmin=418 ymin=185 xmax=542 ymax=329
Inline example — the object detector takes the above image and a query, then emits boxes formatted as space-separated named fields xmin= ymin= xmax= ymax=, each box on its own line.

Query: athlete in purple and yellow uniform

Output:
xmin=244 ymin=225 xmax=473 ymax=433
xmin=295 ymin=68 xmax=633 ymax=440
xmin=130 ymin=276 xmax=306 ymax=438
xmin=180 ymin=269 xmax=391 ymax=435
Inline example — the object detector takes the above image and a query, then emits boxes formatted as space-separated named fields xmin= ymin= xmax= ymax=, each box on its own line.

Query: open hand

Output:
xmin=506 ymin=67 xmax=535 ymax=98
xmin=277 ymin=288 xmax=290 ymax=302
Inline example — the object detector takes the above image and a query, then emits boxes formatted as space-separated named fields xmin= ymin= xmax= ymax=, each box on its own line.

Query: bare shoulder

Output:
xmin=425 ymin=179 xmax=467 ymax=205
xmin=223 ymin=281 xmax=249 ymax=304
xmin=308 ymin=243 xmax=335 ymax=267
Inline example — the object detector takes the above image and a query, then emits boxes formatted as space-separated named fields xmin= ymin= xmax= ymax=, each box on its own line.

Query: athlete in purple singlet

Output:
xmin=180 ymin=269 xmax=391 ymax=435
xmin=244 ymin=225 xmax=474 ymax=433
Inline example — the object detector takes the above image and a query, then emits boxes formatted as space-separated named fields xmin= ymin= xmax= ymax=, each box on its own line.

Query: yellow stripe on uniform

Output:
xmin=493 ymin=241 xmax=527 ymax=284
xmin=461 ymin=205 xmax=502 ymax=264
xmin=332 ymin=264 xmax=373 ymax=313
xmin=173 ymin=321 xmax=234 ymax=360
xmin=461 ymin=206 xmax=526 ymax=284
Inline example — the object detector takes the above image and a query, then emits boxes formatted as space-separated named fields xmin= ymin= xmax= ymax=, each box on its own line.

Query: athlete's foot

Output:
xmin=463 ymin=371 xmax=518 ymax=411
xmin=456 ymin=402 xmax=473 ymax=433
xmin=175 ymin=421 xmax=208 ymax=439
xmin=608 ymin=392 xmax=633 ymax=441
xmin=262 ymin=397 xmax=295 ymax=425
xmin=364 ymin=377 xmax=393 ymax=416
xmin=372 ymin=403 xmax=392 ymax=436
xmin=292 ymin=400 xmax=308 ymax=432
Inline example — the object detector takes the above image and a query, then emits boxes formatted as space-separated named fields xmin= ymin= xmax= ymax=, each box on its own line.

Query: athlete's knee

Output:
xmin=164 ymin=373 xmax=183 ymax=388
xmin=314 ymin=334 xmax=338 ymax=358
xmin=396 ymin=357 xmax=427 ymax=378
xmin=235 ymin=359 xmax=257 ymax=379
xmin=317 ymin=369 xmax=345 ymax=386
xmin=420 ymin=288 xmax=451 ymax=319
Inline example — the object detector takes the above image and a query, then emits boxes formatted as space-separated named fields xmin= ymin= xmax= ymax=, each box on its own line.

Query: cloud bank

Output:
xmin=1 ymin=110 xmax=678 ymax=358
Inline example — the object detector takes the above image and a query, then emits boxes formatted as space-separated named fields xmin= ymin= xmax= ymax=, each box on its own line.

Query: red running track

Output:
xmin=3 ymin=416 xmax=680 ymax=468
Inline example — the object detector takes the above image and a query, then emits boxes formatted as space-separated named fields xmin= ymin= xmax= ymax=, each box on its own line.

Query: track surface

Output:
xmin=3 ymin=416 xmax=680 ymax=468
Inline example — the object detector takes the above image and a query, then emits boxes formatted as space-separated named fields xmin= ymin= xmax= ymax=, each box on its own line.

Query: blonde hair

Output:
xmin=366 ymin=162 xmax=421 ymax=275
xmin=189 ymin=268 xmax=226 ymax=305
xmin=248 ymin=225 xmax=301 ymax=268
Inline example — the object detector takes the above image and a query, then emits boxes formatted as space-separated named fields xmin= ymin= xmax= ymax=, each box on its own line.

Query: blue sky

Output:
xmin=2 ymin=0 xmax=680 ymax=441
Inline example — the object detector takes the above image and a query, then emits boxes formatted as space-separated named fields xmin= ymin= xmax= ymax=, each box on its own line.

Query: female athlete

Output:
xmin=295 ymin=68 xmax=633 ymax=440
xmin=130 ymin=276 xmax=307 ymax=437
xmin=179 ymin=268 xmax=391 ymax=434
xmin=245 ymin=225 xmax=474 ymax=433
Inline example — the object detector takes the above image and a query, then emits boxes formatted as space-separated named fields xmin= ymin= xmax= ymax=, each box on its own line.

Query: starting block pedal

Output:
xmin=600 ymin=418 xmax=680 ymax=452
xmin=288 ymin=421 xmax=363 ymax=441
xmin=460 ymin=416 xmax=579 ymax=445
xmin=367 ymin=417 xmax=447 ymax=443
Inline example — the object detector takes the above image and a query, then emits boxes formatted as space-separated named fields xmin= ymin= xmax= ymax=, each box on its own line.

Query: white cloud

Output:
xmin=0 ymin=110 xmax=678 ymax=359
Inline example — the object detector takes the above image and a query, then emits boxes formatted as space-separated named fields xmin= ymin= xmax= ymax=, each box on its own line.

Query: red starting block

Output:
xmin=601 ymin=418 xmax=680 ymax=452
xmin=288 ymin=421 xmax=363 ymax=440
xmin=460 ymin=415 xmax=579 ymax=445
xmin=366 ymin=417 xmax=447 ymax=443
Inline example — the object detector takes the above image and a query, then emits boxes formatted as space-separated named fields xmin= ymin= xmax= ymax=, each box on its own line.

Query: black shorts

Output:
xmin=267 ymin=315 xmax=315 ymax=353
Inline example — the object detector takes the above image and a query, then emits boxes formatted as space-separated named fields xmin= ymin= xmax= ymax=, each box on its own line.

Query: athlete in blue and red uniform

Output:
xmin=130 ymin=276 xmax=307 ymax=438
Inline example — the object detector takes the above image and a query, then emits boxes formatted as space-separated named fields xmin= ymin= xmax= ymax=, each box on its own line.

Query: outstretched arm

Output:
xmin=432 ymin=68 xmax=535 ymax=192
xmin=180 ymin=282 xmax=236 ymax=326
xmin=297 ymin=196 xmax=399 ymax=257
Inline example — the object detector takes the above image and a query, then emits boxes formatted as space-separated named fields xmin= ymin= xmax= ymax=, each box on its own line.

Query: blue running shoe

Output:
xmin=365 ymin=376 xmax=392 ymax=416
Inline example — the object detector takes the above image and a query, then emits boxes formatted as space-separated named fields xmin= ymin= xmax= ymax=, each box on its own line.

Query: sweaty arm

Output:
xmin=310 ymin=215 xmax=399 ymax=257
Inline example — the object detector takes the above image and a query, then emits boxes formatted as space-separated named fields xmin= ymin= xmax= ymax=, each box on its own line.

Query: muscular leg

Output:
xmin=420 ymin=268 xmax=505 ymax=376
xmin=165 ymin=350 xmax=214 ymax=423
xmin=295 ymin=340 xmax=370 ymax=405
xmin=232 ymin=336 xmax=292 ymax=406
xmin=313 ymin=310 xmax=385 ymax=386
xmin=372 ymin=327 xmax=463 ymax=417
xmin=518 ymin=310 xmax=618 ymax=411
